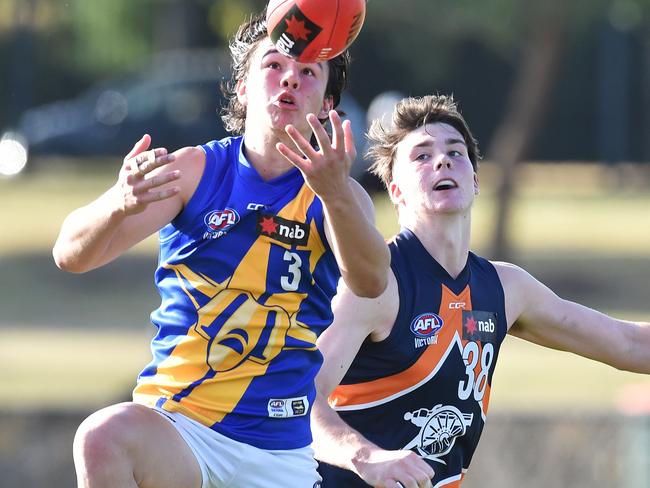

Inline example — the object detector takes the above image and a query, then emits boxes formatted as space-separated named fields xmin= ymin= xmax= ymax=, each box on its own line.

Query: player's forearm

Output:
xmin=311 ymin=395 xmax=382 ymax=474
xmin=619 ymin=320 xmax=650 ymax=374
xmin=53 ymin=186 xmax=128 ymax=273
xmin=322 ymin=187 xmax=389 ymax=298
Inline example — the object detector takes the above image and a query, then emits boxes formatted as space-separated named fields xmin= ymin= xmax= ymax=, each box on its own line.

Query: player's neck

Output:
xmin=405 ymin=212 xmax=471 ymax=279
xmin=242 ymin=127 xmax=296 ymax=181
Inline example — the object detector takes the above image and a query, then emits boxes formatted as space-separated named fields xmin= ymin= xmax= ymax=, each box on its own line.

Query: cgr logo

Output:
xmin=449 ymin=302 xmax=466 ymax=309
xmin=410 ymin=312 xmax=444 ymax=338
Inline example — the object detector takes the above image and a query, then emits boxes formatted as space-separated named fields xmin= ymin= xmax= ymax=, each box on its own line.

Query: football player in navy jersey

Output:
xmin=313 ymin=94 xmax=650 ymax=488
xmin=52 ymin=10 xmax=389 ymax=488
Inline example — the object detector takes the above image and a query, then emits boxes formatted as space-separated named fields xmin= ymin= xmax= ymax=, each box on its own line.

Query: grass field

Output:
xmin=1 ymin=160 xmax=649 ymax=411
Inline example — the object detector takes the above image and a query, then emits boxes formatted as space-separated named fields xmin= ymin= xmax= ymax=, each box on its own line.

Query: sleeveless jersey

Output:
xmin=132 ymin=136 xmax=340 ymax=450
xmin=319 ymin=228 xmax=507 ymax=487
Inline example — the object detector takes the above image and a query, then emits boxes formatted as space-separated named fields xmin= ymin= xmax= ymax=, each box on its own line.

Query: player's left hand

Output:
xmin=276 ymin=110 xmax=356 ymax=201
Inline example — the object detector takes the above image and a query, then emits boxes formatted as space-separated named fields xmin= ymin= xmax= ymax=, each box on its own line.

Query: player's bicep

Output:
xmin=501 ymin=262 xmax=619 ymax=358
xmin=111 ymin=147 xmax=204 ymax=253
xmin=316 ymin=275 xmax=396 ymax=396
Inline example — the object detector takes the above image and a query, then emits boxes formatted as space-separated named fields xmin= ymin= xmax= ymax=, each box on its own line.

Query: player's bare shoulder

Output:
xmin=491 ymin=260 xmax=528 ymax=285
xmin=490 ymin=260 xmax=538 ymax=330
xmin=168 ymin=145 xmax=207 ymax=204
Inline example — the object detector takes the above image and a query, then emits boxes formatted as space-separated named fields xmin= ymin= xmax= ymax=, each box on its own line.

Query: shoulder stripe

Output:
xmin=330 ymin=285 xmax=473 ymax=410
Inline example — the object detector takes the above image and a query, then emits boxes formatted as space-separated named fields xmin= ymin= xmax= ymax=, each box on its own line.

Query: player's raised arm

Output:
xmin=53 ymin=135 xmax=203 ymax=273
xmin=277 ymin=111 xmax=390 ymax=298
xmin=497 ymin=261 xmax=650 ymax=374
xmin=312 ymin=275 xmax=435 ymax=488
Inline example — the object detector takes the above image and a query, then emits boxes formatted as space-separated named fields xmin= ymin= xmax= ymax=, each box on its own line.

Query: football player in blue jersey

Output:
xmin=52 ymin=10 xmax=389 ymax=488
xmin=312 ymin=94 xmax=650 ymax=488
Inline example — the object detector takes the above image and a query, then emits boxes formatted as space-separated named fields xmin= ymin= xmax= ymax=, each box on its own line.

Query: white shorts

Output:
xmin=154 ymin=408 xmax=322 ymax=488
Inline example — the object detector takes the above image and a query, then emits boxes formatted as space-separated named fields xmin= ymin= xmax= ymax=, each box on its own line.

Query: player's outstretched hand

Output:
xmin=355 ymin=449 xmax=434 ymax=488
xmin=117 ymin=134 xmax=180 ymax=215
xmin=276 ymin=110 xmax=356 ymax=201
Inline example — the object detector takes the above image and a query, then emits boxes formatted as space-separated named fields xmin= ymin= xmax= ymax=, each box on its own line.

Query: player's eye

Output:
xmin=414 ymin=153 xmax=430 ymax=161
xmin=449 ymin=150 xmax=462 ymax=157
xmin=268 ymin=61 xmax=281 ymax=69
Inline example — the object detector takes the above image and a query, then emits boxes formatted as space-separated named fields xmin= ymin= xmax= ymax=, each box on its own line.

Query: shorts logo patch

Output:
xmin=267 ymin=396 xmax=309 ymax=418
xmin=257 ymin=214 xmax=310 ymax=246
xmin=410 ymin=312 xmax=443 ymax=348
xmin=462 ymin=310 xmax=498 ymax=342
xmin=203 ymin=208 xmax=239 ymax=239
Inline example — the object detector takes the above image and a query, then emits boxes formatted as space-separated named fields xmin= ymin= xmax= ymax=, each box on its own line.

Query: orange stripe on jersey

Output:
xmin=329 ymin=286 xmax=473 ymax=409
xmin=437 ymin=474 xmax=463 ymax=487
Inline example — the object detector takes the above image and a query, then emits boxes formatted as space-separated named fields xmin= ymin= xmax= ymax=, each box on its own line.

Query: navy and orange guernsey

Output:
xmin=319 ymin=229 xmax=507 ymax=487
xmin=132 ymin=136 xmax=340 ymax=450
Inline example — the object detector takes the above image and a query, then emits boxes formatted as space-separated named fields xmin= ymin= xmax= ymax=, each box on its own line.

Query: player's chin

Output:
xmin=429 ymin=200 xmax=468 ymax=214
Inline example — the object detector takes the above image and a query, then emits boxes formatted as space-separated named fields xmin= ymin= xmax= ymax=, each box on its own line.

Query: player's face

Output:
xmin=390 ymin=123 xmax=478 ymax=216
xmin=236 ymin=38 xmax=333 ymax=135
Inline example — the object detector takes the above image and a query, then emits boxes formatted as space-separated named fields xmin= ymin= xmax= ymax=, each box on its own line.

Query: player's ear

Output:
xmin=317 ymin=95 xmax=334 ymax=119
xmin=236 ymin=79 xmax=248 ymax=107
xmin=389 ymin=180 xmax=404 ymax=206
xmin=473 ymin=172 xmax=480 ymax=195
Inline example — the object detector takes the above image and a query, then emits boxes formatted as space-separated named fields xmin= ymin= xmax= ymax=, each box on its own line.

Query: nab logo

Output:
xmin=203 ymin=208 xmax=239 ymax=239
xmin=462 ymin=310 xmax=498 ymax=342
xmin=257 ymin=214 xmax=310 ymax=246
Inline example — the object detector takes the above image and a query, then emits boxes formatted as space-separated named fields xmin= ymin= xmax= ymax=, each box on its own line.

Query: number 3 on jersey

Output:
xmin=458 ymin=341 xmax=494 ymax=401
xmin=281 ymin=250 xmax=302 ymax=291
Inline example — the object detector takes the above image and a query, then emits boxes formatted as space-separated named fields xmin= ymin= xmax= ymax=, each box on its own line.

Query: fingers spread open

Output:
xmin=328 ymin=110 xmax=344 ymax=152
xmin=284 ymin=124 xmax=318 ymax=160
xmin=129 ymin=148 xmax=173 ymax=176
xmin=307 ymin=113 xmax=332 ymax=154
xmin=276 ymin=142 xmax=309 ymax=172
xmin=125 ymin=134 xmax=151 ymax=160
xmin=342 ymin=119 xmax=357 ymax=160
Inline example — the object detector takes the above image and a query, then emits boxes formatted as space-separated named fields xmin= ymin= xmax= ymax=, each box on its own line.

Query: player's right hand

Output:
xmin=116 ymin=134 xmax=180 ymax=215
xmin=355 ymin=449 xmax=434 ymax=488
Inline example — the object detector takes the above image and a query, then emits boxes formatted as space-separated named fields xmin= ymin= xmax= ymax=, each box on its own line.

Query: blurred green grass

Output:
xmin=1 ymin=160 xmax=649 ymax=411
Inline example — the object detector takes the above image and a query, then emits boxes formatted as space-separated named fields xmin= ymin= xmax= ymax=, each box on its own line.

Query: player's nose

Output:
xmin=433 ymin=154 xmax=452 ymax=170
xmin=281 ymin=67 xmax=300 ymax=89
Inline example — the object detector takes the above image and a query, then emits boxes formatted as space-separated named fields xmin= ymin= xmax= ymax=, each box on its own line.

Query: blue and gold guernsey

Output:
xmin=319 ymin=229 xmax=507 ymax=487
xmin=133 ymin=136 xmax=340 ymax=450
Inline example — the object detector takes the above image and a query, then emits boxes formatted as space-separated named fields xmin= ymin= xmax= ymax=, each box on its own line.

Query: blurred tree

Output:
xmin=207 ymin=0 xmax=267 ymax=43
xmin=64 ymin=0 xmax=149 ymax=75
xmin=487 ymin=0 xmax=650 ymax=259
xmin=487 ymin=1 xmax=568 ymax=260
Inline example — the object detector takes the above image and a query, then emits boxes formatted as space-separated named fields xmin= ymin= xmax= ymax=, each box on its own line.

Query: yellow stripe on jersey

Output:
xmin=135 ymin=184 xmax=331 ymax=426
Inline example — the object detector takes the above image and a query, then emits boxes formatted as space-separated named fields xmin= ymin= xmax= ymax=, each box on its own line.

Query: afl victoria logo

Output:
xmin=410 ymin=312 xmax=444 ymax=338
xmin=205 ymin=208 xmax=239 ymax=231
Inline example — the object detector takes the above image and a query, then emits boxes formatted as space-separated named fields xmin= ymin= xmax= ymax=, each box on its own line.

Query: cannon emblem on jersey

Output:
xmin=402 ymin=404 xmax=473 ymax=463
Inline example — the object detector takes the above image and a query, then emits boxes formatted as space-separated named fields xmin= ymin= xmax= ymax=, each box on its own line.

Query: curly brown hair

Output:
xmin=220 ymin=10 xmax=351 ymax=135
xmin=368 ymin=95 xmax=481 ymax=189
